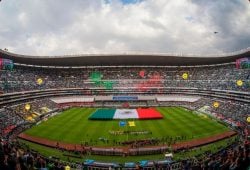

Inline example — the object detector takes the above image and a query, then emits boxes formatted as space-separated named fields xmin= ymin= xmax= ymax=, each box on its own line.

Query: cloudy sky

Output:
xmin=0 ymin=0 xmax=249 ymax=56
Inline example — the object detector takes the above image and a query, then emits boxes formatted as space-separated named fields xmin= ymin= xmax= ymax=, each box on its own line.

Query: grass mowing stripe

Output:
xmin=158 ymin=107 xmax=228 ymax=140
xmin=45 ymin=109 xmax=82 ymax=142
xmin=173 ymin=107 xmax=224 ymax=132
xmin=171 ymin=108 xmax=209 ymax=136
xmin=26 ymin=108 xmax=80 ymax=137
xmin=156 ymin=114 xmax=180 ymax=137
xmin=160 ymin=107 xmax=196 ymax=138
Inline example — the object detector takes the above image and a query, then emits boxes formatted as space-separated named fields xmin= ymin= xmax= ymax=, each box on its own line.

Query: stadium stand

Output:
xmin=0 ymin=64 xmax=249 ymax=93
xmin=0 ymin=49 xmax=249 ymax=169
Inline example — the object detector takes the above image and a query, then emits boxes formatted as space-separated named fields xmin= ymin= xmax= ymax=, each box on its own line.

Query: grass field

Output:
xmin=24 ymin=107 xmax=230 ymax=146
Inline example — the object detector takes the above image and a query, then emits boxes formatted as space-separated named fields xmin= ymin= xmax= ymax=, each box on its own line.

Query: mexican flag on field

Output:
xmin=89 ymin=108 xmax=163 ymax=120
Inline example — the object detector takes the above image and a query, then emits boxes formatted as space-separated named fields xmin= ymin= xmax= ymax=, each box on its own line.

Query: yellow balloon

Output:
xmin=213 ymin=102 xmax=219 ymax=108
xmin=25 ymin=104 xmax=31 ymax=111
xmin=65 ymin=166 xmax=70 ymax=170
xmin=247 ymin=117 xmax=250 ymax=123
xmin=236 ymin=80 xmax=243 ymax=86
xmin=182 ymin=73 xmax=188 ymax=80
xmin=37 ymin=78 xmax=43 ymax=85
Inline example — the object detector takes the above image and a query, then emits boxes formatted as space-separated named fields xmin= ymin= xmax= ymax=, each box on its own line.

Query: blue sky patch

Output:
xmin=121 ymin=0 xmax=143 ymax=4
xmin=105 ymin=0 xmax=143 ymax=5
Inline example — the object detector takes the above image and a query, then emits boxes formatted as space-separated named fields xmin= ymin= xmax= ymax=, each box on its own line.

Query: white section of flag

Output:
xmin=113 ymin=109 xmax=139 ymax=119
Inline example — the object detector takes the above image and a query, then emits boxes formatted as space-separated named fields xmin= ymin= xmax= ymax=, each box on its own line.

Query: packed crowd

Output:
xmin=0 ymin=99 xmax=57 ymax=139
xmin=0 ymin=139 xmax=82 ymax=170
xmin=0 ymin=108 xmax=24 ymax=138
xmin=190 ymin=97 xmax=250 ymax=126
xmin=179 ymin=138 xmax=249 ymax=170
xmin=0 ymin=134 xmax=249 ymax=169
xmin=0 ymin=64 xmax=249 ymax=93
xmin=207 ymin=100 xmax=249 ymax=124
xmin=11 ymin=99 xmax=58 ymax=119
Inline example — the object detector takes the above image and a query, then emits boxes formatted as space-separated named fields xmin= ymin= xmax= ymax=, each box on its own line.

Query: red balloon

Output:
xmin=139 ymin=70 xmax=145 ymax=78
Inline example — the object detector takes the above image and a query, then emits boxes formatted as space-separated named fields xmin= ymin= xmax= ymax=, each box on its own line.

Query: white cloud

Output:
xmin=0 ymin=0 xmax=249 ymax=56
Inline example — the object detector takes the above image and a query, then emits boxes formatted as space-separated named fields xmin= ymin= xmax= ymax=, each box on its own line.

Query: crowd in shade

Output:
xmin=0 ymin=139 xmax=81 ymax=170
xmin=0 ymin=64 xmax=249 ymax=93
xmin=10 ymin=99 xmax=58 ymax=120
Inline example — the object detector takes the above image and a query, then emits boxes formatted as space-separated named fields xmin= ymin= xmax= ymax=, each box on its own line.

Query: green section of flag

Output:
xmin=88 ymin=109 xmax=116 ymax=120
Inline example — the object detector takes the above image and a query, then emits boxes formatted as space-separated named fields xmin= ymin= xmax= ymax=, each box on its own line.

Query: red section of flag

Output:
xmin=136 ymin=108 xmax=163 ymax=119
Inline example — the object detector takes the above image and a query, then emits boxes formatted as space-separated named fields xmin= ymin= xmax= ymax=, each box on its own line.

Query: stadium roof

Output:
xmin=0 ymin=48 xmax=249 ymax=66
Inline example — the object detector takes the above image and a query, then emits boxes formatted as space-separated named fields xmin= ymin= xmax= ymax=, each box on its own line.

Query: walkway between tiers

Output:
xmin=18 ymin=131 xmax=237 ymax=154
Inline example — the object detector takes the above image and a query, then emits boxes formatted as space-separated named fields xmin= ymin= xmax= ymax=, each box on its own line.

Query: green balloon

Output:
xmin=90 ymin=72 xmax=102 ymax=81
xmin=103 ymin=81 xmax=114 ymax=89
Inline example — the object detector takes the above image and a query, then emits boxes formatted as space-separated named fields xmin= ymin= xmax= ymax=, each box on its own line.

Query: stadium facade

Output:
xmin=0 ymin=48 xmax=250 ymax=66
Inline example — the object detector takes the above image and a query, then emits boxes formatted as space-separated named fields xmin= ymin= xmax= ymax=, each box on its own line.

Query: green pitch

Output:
xmin=24 ymin=107 xmax=230 ymax=146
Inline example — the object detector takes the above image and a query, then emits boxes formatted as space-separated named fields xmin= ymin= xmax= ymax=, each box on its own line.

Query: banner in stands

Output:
xmin=113 ymin=96 xmax=138 ymax=101
xmin=236 ymin=57 xmax=250 ymax=69
xmin=0 ymin=58 xmax=14 ymax=70
xmin=0 ymin=58 xmax=3 ymax=69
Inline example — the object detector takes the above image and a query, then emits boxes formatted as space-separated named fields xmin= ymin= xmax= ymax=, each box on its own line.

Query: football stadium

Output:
xmin=0 ymin=48 xmax=249 ymax=169
xmin=0 ymin=1 xmax=250 ymax=170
